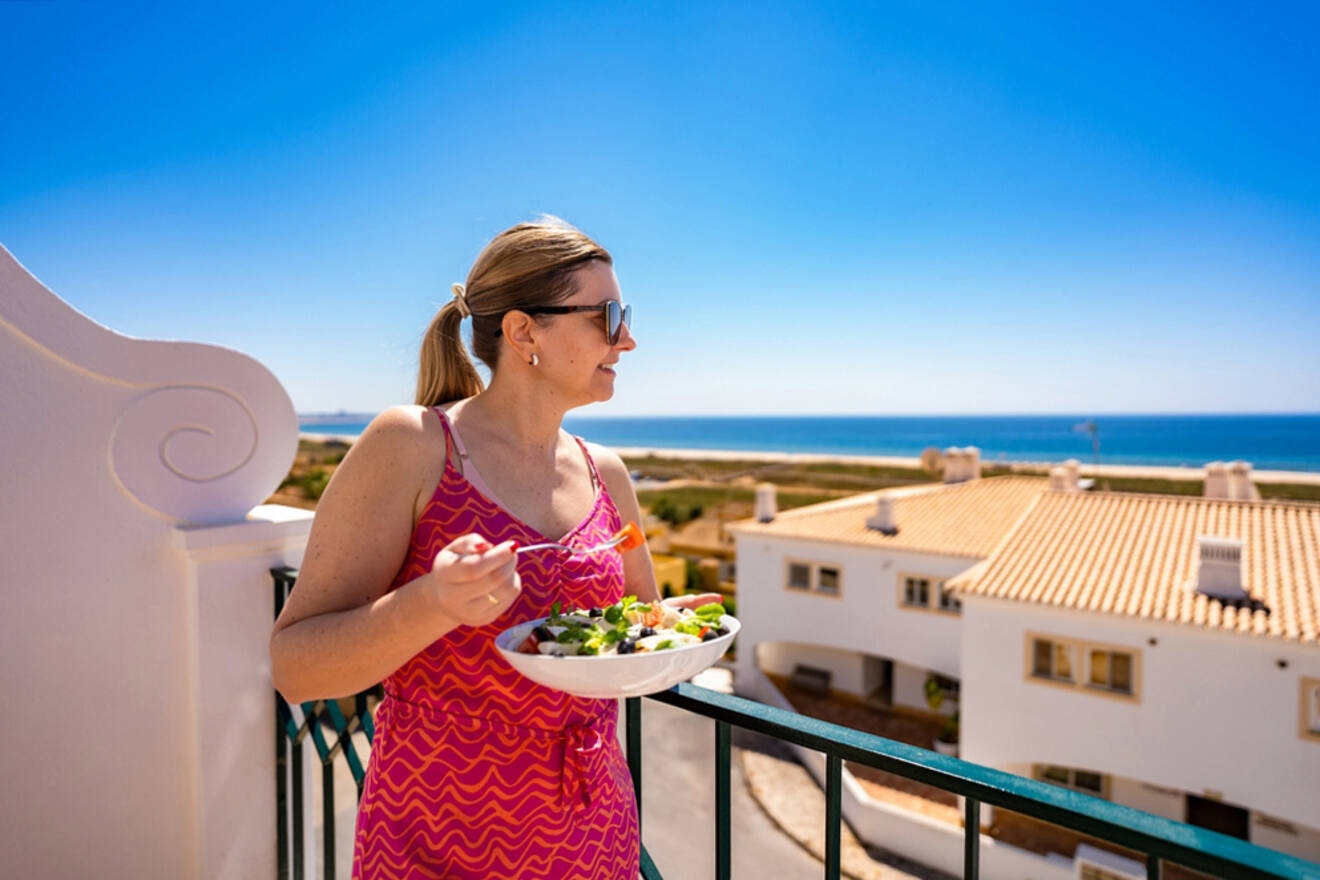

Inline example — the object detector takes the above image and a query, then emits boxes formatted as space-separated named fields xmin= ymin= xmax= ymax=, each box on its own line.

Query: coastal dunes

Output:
xmin=269 ymin=437 xmax=1320 ymax=512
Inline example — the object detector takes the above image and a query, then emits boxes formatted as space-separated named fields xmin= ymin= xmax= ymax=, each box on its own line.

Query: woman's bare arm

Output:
xmin=590 ymin=443 xmax=726 ymax=611
xmin=589 ymin=444 xmax=662 ymax=604
xmin=270 ymin=406 xmax=519 ymax=703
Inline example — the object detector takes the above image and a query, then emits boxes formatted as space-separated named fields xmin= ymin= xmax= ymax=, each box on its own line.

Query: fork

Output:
xmin=516 ymin=521 xmax=645 ymax=557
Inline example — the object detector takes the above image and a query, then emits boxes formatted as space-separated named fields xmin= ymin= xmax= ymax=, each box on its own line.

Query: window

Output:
xmin=1032 ymin=638 xmax=1073 ymax=682
xmin=1026 ymin=633 xmax=1141 ymax=701
xmin=1089 ymin=649 xmax=1134 ymax=694
xmin=903 ymin=577 xmax=930 ymax=607
xmin=1304 ymin=677 xmax=1320 ymax=741
xmin=937 ymin=582 xmax=962 ymax=613
xmin=1036 ymin=764 xmax=1106 ymax=798
xmin=818 ymin=566 xmax=840 ymax=595
xmin=785 ymin=560 xmax=843 ymax=596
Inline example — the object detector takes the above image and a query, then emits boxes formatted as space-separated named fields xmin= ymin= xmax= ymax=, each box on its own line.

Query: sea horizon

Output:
xmin=296 ymin=412 xmax=1320 ymax=474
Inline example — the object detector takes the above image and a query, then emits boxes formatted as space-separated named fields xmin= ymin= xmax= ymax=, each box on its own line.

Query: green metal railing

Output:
xmin=273 ymin=566 xmax=380 ymax=880
xmin=272 ymin=568 xmax=1320 ymax=880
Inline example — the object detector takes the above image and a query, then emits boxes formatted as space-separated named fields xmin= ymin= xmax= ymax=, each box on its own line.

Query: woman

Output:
xmin=270 ymin=217 xmax=719 ymax=879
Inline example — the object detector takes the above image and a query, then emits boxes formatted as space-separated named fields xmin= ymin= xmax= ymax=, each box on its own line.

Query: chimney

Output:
xmin=755 ymin=483 xmax=777 ymax=523
xmin=965 ymin=446 xmax=981 ymax=480
xmin=943 ymin=447 xmax=981 ymax=484
xmin=1204 ymin=462 xmax=1230 ymax=499
xmin=943 ymin=447 xmax=962 ymax=483
xmin=1191 ymin=536 xmax=1247 ymax=601
xmin=1228 ymin=461 xmax=1261 ymax=501
xmin=1050 ymin=459 xmax=1082 ymax=492
xmin=866 ymin=495 xmax=898 ymax=535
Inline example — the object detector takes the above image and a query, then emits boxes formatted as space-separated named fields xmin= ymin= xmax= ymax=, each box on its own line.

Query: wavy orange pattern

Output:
xmin=352 ymin=411 xmax=639 ymax=879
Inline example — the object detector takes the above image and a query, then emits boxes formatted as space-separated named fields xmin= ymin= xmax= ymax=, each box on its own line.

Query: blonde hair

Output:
xmin=416 ymin=217 xmax=612 ymax=407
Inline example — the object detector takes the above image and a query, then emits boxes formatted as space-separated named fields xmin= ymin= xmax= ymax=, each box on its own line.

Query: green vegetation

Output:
xmin=1259 ymin=482 xmax=1320 ymax=502
xmin=296 ymin=438 xmax=348 ymax=465
xmin=624 ymin=454 xmax=934 ymax=493
xmin=648 ymin=494 xmax=704 ymax=527
xmin=637 ymin=485 xmax=833 ymax=516
xmin=281 ymin=466 xmax=332 ymax=500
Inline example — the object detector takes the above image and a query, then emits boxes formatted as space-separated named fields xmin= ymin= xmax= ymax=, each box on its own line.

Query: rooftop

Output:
xmin=728 ymin=476 xmax=1048 ymax=559
xmin=947 ymin=491 xmax=1320 ymax=645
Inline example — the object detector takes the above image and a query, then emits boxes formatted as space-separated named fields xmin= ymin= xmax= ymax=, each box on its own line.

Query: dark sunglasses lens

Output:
xmin=607 ymin=303 xmax=631 ymax=344
xmin=605 ymin=302 xmax=622 ymax=344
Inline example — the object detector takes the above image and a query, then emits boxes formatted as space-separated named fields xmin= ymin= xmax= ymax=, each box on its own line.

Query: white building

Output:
xmin=731 ymin=474 xmax=1046 ymax=715
xmin=729 ymin=472 xmax=1320 ymax=868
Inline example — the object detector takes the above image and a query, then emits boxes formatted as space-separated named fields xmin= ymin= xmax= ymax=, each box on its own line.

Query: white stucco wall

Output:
xmin=0 ymin=244 xmax=310 ymax=878
xmin=893 ymin=659 xmax=956 ymax=716
xmin=960 ymin=595 xmax=1320 ymax=837
xmin=1252 ymin=814 xmax=1320 ymax=865
xmin=732 ymin=532 xmax=974 ymax=690
xmin=757 ymin=641 xmax=871 ymax=694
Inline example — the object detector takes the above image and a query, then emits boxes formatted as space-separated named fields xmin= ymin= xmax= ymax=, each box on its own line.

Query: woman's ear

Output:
xmin=501 ymin=310 xmax=538 ymax=362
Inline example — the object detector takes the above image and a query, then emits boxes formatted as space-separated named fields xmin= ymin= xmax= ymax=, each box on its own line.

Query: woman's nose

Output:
xmin=615 ymin=321 xmax=637 ymax=351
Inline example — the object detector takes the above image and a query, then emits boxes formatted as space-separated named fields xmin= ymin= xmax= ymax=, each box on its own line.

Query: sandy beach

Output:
xmin=298 ymin=434 xmax=1320 ymax=487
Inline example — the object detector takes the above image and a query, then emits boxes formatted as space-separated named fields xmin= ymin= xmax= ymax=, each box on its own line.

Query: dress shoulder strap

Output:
xmin=573 ymin=436 xmax=604 ymax=493
xmin=430 ymin=406 xmax=457 ymax=467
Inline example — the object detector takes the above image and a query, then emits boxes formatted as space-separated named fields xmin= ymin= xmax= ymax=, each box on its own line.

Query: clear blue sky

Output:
xmin=3 ymin=1 xmax=1317 ymax=416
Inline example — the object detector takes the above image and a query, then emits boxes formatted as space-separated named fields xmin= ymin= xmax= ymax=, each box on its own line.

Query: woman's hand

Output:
xmin=661 ymin=592 xmax=725 ymax=610
xmin=428 ymin=534 xmax=522 ymax=627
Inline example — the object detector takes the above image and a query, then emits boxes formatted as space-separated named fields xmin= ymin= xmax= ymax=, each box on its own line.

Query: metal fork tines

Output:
xmin=516 ymin=532 xmax=627 ymax=557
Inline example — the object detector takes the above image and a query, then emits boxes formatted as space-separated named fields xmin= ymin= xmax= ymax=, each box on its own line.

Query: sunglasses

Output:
xmin=506 ymin=301 xmax=633 ymax=345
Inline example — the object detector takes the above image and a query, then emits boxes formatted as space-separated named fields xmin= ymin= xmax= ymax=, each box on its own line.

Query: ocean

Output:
xmin=296 ymin=413 xmax=1320 ymax=473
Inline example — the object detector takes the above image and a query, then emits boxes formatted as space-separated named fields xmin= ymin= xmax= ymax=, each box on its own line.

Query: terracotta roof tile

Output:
xmin=947 ymin=492 xmax=1320 ymax=645
xmin=729 ymin=477 xmax=1048 ymax=559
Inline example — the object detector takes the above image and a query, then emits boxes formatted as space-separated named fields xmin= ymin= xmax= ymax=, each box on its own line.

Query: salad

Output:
xmin=516 ymin=596 xmax=731 ymax=657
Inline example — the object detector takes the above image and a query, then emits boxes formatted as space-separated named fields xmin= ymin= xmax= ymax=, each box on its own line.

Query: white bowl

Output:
xmin=494 ymin=614 xmax=741 ymax=699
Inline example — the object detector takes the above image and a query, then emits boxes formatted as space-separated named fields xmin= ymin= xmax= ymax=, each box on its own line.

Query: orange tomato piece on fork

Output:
xmin=614 ymin=520 xmax=645 ymax=552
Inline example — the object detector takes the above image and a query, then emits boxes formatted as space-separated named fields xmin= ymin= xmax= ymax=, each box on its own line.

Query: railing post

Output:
xmin=1148 ymin=854 xmax=1161 ymax=879
xmin=292 ymin=739 xmax=304 ymax=880
xmin=627 ymin=697 xmax=642 ymax=842
xmin=716 ymin=721 xmax=731 ymax=880
xmin=963 ymin=797 xmax=980 ymax=879
xmin=825 ymin=754 xmax=842 ymax=880
xmin=322 ymin=760 xmax=335 ymax=879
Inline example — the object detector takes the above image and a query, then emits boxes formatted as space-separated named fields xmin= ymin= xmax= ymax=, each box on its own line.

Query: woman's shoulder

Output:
xmin=577 ymin=439 xmax=631 ymax=486
xmin=344 ymin=406 xmax=446 ymax=471
xmin=358 ymin=405 xmax=434 ymax=444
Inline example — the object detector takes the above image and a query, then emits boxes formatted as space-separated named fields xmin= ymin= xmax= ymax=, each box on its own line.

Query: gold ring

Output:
xmin=486 ymin=593 xmax=499 ymax=606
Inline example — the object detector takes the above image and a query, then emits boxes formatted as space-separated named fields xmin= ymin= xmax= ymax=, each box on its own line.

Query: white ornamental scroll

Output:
xmin=0 ymin=243 xmax=298 ymax=524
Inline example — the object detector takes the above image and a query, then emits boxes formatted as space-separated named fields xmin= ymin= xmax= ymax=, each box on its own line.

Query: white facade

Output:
xmin=733 ymin=533 xmax=971 ymax=695
xmin=731 ymin=489 xmax=1320 ymax=869
xmin=960 ymin=596 xmax=1320 ymax=860
xmin=1 ymin=244 xmax=313 ymax=878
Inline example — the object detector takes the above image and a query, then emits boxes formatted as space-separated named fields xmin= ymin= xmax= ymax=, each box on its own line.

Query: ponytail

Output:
xmin=415 ymin=299 xmax=484 ymax=407
xmin=418 ymin=217 xmax=611 ymax=404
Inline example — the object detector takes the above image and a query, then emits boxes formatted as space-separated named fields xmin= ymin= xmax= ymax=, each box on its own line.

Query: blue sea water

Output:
xmin=297 ymin=414 xmax=1320 ymax=473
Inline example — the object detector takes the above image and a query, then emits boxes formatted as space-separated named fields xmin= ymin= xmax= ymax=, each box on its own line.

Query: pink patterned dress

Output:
xmin=352 ymin=409 xmax=640 ymax=879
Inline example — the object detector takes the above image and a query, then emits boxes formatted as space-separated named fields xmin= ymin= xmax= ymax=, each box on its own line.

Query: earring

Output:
xmin=530 ymin=353 xmax=539 ymax=367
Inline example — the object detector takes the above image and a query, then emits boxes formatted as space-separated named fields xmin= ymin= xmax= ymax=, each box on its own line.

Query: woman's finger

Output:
xmin=441 ymin=540 xmax=518 ymax=582
xmin=662 ymin=592 xmax=725 ymax=609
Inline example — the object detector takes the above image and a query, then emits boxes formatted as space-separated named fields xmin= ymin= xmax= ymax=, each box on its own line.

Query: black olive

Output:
xmin=588 ymin=607 xmax=603 ymax=618
xmin=715 ymin=625 xmax=729 ymax=637
xmin=702 ymin=630 xmax=718 ymax=642
xmin=618 ymin=638 xmax=637 ymax=655
xmin=639 ymin=626 xmax=656 ymax=638
xmin=532 ymin=626 xmax=553 ymax=642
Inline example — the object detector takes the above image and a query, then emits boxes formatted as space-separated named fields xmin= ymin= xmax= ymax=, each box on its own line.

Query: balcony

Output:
xmin=272 ymin=568 xmax=1317 ymax=880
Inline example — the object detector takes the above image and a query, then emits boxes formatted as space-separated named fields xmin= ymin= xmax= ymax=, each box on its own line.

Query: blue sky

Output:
xmin=2 ymin=1 xmax=1317 ymax=416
